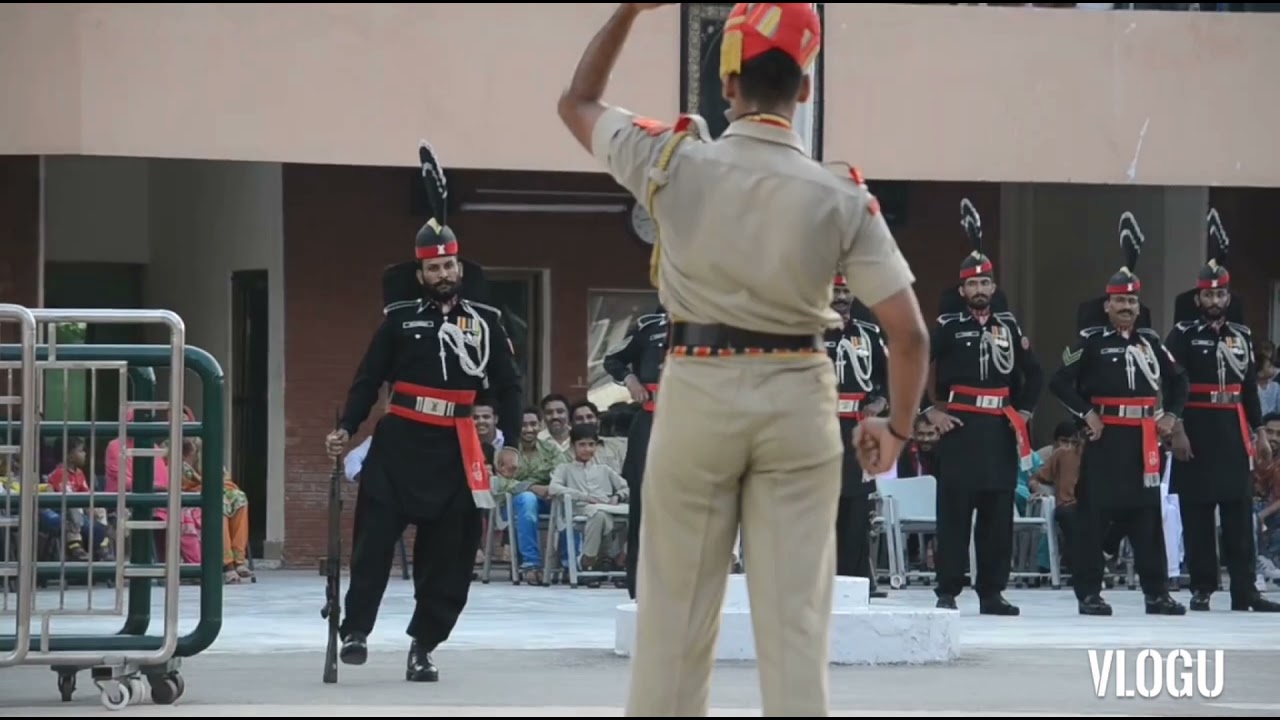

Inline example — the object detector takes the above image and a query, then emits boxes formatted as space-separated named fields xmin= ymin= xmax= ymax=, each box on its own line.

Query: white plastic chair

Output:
xmin=876 ymin=475 xmax=938 ymax=588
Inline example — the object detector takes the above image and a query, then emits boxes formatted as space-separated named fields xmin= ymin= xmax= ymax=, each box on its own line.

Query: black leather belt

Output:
xmin=667 ymin=321 xmax=823 ymax=356
xmin=389 ymin=391 xmax=474 ymax=419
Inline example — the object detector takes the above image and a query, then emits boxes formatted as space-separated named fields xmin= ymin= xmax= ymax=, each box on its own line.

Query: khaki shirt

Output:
xmin=591 ymin=106 xmax=915 ymax=337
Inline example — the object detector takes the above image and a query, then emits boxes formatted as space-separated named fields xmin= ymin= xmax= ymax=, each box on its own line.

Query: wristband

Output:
xmin=889 ymin=424 xmax=912 ymax=443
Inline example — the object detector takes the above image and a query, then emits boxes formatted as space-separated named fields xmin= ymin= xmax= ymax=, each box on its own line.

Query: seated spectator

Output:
xmin=182 ymin=437 xmax=253 ymax=583
xmin=1258 ymin=355 xmax=1280 ymax=417
xmin=47 ymin=437 xmax=112 ymax=560
xmin=549 ymin=424 xmax=630 ymax=572
xmin=1030 ymin=421 xmax=1082 ymax=570
xmin=896 ymin=416 xmax=938 ymax=478
xmin=568 ymin=400 xmax=627 ymax=473
xmin=506 ymin=406 xmax=570 ymax=583
xmin=537 ymin=394 xmax=573 ymax=452
xmin=1254 ymin=412 xmax=1280 ymax=577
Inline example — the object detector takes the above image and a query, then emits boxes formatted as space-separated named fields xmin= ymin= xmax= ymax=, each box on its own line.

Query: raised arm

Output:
xmin=557 ymin=4 xmax=676 ymax=200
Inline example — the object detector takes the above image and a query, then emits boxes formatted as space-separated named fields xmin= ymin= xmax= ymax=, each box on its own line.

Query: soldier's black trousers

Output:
xmin=1181 ymin=497 xmax=1255 ymax=600
xmin=1072 ymin=497 xmax=1167 ymax=599
xmin=836 ymin=492 xmax=876 ymax=588
xmin=934 ymin=485 xmax=1014 ymax=598
xmin=623 ymin=410 xmax=655 ymax=601
xmin=340 ymin=481 xmax=483 ymax=649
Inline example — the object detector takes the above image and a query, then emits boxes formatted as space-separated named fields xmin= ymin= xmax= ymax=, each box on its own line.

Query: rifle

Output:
xmin=320 ymin=409 xmax=344 ymax=684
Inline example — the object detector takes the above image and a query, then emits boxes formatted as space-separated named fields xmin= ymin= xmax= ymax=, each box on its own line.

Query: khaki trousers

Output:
xmin=624 ymin=354 xmax=844 ymax=717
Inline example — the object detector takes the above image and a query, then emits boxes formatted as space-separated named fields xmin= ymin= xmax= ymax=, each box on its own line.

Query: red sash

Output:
xmin=837 ymin=392 xmax=867 ymax=421
xmin=1094 ymin=396 xmax=1160 ymax=486
xmin=387 ymin=381 xmax=493 ymax=509
xmin=643 ymin=383 xmax=659 ymax=413
xmin=1185 ymin=382 xmax=1255 ymax=468
xmin=945 ymin=385 xmax=1033 ymax=471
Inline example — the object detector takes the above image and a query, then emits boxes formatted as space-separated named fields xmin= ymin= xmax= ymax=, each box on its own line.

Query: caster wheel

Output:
xmin=889 ymin=575 xmax=904 ymax=589
xmin=101 ymin=683 xmax=130 ymax=711
xmin=57 ymin=673 xmax=76 ymax=702
xmin=149 ymin=675 xmax=183 ymax=705
xmin=481 ymin=578 xmax=490 ymax=584
xmin=129 ymin=677 xmax=147 ymax=702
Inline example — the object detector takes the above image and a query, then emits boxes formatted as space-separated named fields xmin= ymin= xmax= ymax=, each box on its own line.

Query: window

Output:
xmin=586 ymin=289 xmax=660 ymax=410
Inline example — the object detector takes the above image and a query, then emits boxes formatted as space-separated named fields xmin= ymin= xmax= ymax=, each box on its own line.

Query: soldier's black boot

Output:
xmin=339 ymin=631 xmax=368 ymax=665
xmin=1078 ymin=594 xmax=1113 ymax=616
xmin=1231 ymin=591 xmax=1280 ymax=613
xmin=1189 ymin=591 xmax=1212 ymax=612
xmin=1144 ymin=593 xmax=1187 ymax=615
xmin=978 ymin=593 xmax=1020 ymax=616
xmin=935 ymin=594 xmax=957 ymax=610
xmin=406 ymin=640 xmax=439 ymax=682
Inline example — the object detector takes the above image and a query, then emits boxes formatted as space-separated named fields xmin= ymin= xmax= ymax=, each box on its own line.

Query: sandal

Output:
xmin=224 ymin=568 xmax=243 ymax=584
xmin=235 ymin=563 xmax=253 ymax=579
xmin=521 ymin=568 xmax=542 ymax=585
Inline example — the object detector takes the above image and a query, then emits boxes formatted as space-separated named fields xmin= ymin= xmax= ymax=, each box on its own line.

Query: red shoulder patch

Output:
xmin=867 ymin=195 xmax=881 ymax=216
xmin=849 ymin=166 xmax=866 ymax=185
xmin=631 ymin=116 xmax=671 ymax=137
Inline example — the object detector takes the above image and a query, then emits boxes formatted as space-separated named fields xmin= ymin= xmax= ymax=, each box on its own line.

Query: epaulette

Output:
xmin=994 ymin=311 xmax=1023 ymax=331
xmin=463 ymin=299 xmax=503 ymax=320
xmin=636 ymin=313 xmax=667 ymax=330
xmin=937 ymin=312 xmax=967 ymax=326
xmin=383 ymin=300 xmax=419 ymax=316
xmin=1079 ymin=325 xmax=1106 ymax=338
xmin=823 ymin=161 xmax=868 ymax=189
xmin=1137 ymin=327 xmax=1162 ymax=341
xmin=631 ymin=113 xmax=710 ymax=142
xmin=851 ymin=318 xmax=883 ymax=334
xmin=1227 ymin=321 xmax=1252 ymax=335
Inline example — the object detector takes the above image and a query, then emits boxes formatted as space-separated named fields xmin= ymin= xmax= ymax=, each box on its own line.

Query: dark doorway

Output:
xmin=231 ymin=270 xmax=269 ymax=558
xmin=487 ymin=269 xmax=545 ymax=406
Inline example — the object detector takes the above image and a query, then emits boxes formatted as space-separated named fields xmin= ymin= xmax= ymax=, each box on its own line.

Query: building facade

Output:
xmin=2 ymin=4 xmax=1278 ymax=564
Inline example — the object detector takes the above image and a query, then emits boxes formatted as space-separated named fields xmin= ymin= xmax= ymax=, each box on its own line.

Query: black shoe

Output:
xmin=935 ymin=594 xmax=957 ymax=610
xmin=406 ymin=640 xmax=439 ymax=682
xmin=978 ymin=594 xmax=1020 ymax=616
xmin=339 ymin=632 xmax=368 ymax=665
xmin=1078 ymin=594 xmax=1113 ymax=616
xmin=1189 ymin=591 xmax=1211 ymax=612
xmin=1145 ymin=593 xmax=1187 ymax=616
xmin=1231 ymin=592 xmax=1280 ymax=613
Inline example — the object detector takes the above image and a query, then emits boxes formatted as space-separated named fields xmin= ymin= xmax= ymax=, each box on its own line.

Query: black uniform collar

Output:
xmin=416 ymin=295 xmax=462 ymax=314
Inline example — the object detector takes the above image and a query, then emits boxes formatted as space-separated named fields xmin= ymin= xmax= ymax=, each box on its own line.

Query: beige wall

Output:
xmin=3 ymin=4 xmax=1278 ymax=186
xmin=44 ymin=156 xmax=288 ymax=558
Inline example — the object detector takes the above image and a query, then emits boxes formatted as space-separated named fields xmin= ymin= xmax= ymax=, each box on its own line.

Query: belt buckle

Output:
xmin=977 ymin=395 xmax=1001 ymax=410
xmin=414 ymin=396 xmax=452 ymax=417
xmin=838 ymin=398 xmax=860 ymax=413
xmin=1120 ymin=405 xmax=1144 ymax=419
xmin=1211 ymin=391 xmax=1236 ymax=404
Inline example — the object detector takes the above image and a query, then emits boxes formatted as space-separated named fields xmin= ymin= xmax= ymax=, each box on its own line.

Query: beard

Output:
xmin=424 ymin=278 xmax=457 ymax=302
xmin=831 ymin=300 xmax=850 ymax=316
xmin=967 ymin=295 xmax=990 ymax=310
xmin=1201 ymin=305 xmax=1224 ymax=320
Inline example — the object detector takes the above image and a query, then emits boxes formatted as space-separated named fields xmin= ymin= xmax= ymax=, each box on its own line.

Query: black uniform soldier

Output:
xmin=601 ymin=303 xmax=669 ymax=600
xmin=324 ymin=141 xmax=522 ymax=681
xmin=825 ymin=273 xmax=888 ymax=595
xmin=925 ymin=199 xmax=1042 ymax=616
xmin=1049 ymin=211 xmax=1187 ymax=617
xmin=1164 ymin=209 xmax=1280 ymax=613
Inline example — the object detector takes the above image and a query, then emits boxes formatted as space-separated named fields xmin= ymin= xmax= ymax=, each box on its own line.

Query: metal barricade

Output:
xmin=0 ymin=308 xmax=227 ymax=711
xmin=0 ymin=303 xmax=39 ymax=669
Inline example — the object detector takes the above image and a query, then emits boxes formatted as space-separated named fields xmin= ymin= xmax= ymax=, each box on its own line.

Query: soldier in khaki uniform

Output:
xmin=557 ymin=3 xmax=930 ymax=716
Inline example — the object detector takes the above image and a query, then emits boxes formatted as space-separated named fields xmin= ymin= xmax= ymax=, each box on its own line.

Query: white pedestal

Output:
xmin=614 ymin=575 xmax=958 ymax=665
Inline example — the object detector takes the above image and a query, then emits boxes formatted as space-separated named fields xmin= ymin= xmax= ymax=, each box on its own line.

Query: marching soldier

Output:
xmin=1049 ymin=211 xmax=1187 ymax=617
xmin=825 ymin=273 xmax=888 ymax=596
xmin=1164 ymin=209 xmax=1280 ymax=612
xmin=924 ymin=198 xmax=1042 ymax=616
xmin=556 ymin=3 xmax=930 ymax=716
xmin=602 ymin=303 xmax=670 ymax=600
xmin=324 ymin=141 xmax=523 ymax=681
